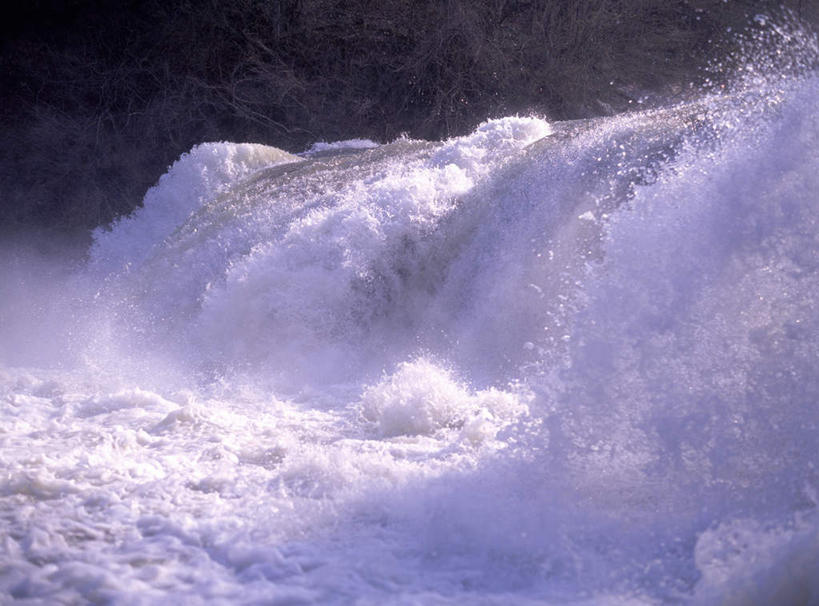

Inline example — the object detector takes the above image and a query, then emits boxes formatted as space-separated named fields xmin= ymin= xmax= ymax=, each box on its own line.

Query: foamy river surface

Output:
xmin=2 ymin=23 xmax=819 ymax=605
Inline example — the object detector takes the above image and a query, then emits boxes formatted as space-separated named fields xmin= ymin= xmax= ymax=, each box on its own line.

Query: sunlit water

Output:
xmin=2 ymin=22 xmax=818 ymax=605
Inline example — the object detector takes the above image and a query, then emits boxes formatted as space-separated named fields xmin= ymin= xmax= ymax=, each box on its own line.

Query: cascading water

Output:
xmin=1 ymin=19 xmax=818 ymax=605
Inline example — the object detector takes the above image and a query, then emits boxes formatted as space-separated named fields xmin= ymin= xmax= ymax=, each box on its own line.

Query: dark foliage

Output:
xmin=0 ymin=0 xmax=815 ymax=236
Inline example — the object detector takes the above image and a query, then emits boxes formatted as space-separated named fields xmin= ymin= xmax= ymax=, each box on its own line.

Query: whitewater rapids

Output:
xmin=2 ymin=26 xmax=819 ymax=605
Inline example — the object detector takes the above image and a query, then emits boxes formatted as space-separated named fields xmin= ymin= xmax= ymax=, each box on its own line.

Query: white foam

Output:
xmin=2 ymin=48 xmax=819 ymax=604
xmin=358 ymin=358 xmax=528 ymax=439
xmin=89 ymin=142 xmax=301 ymax=275
xmin=185 ymin=117 xmax=551 ymax=380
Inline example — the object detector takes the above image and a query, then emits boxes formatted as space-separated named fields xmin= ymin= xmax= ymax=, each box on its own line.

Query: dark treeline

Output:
xmin=1 ymin=0 xmax=816 ymax=237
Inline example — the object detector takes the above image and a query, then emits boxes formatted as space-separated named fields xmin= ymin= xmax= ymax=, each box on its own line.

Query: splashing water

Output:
xmin=1 ymin=20 xmax=818 ymax=605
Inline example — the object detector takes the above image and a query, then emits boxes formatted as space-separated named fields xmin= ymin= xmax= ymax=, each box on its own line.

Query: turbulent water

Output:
xmin=2 ymin=23 xmax=819 ymax=605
